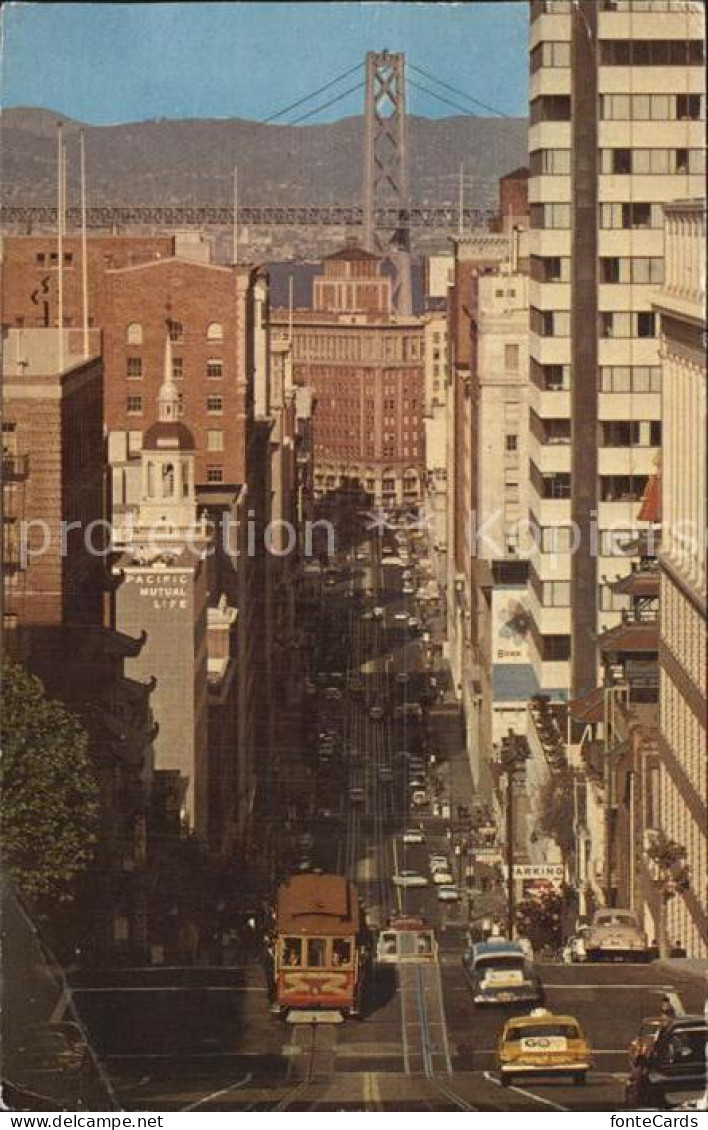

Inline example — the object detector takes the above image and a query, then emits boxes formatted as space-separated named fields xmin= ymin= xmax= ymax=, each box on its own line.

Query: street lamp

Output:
xmin=498 ymin=730 xmax=529 ymax=940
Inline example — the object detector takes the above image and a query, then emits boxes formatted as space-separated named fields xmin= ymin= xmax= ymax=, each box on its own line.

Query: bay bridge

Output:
xmin=0 ymin=202 xmax=493 ymax=231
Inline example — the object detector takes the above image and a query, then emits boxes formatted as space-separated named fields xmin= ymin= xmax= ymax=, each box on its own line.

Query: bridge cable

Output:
xmin=287 ymin=81 xmax=366 ymax=127
xmin=407 ymin=79 xmax=481 ymax=119
xmin=261 ymin=61 xmax=362 ymax=124
xmin=408 ymin=61 xmax=512 ymax=118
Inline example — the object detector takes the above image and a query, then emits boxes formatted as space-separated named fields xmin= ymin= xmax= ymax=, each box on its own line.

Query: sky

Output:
xmin=1 ymin=2 xmax=528 ymax=126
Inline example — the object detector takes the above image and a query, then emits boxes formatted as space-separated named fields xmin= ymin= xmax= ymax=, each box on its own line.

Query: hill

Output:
xmin=2 ymin=108 xmax=528 ymax=210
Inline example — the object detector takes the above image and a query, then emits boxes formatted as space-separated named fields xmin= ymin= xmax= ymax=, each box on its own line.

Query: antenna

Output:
xmin=288 ymin=275 xmax=294 ymax=343
xmin=80 ymin=130 xmax=89 ymax=357
xmin=57 ymin=122 xmax=65 ymax=372
xmin=458 ymin=162 xmax=465 ymax=241
xmin=233 ymin=165 xmax=239 ymax=265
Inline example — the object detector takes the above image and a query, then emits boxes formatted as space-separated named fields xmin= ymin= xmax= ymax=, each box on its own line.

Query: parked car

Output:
xmin=378 ymin=766 xmax=394 ymax=783
xmin=349 ymin=786 xmax=365 ymax=804
xmin=625 ymin=1015 xmax=708 ymax=1109
xmin=497 ymin=1009 xmax=591 ymax=1087
xmin=463 ymin=940 xmax=544 ymax=1007
xmin=402 ymin=583 xmax=414 ymax=595
xmin=584 ymin=908 xmax=650 ymax=962
xmin=372 ymin=607 xmax=385 ymax=620
xmin=368 ymin=705 xmax=385 ymax=722
xmin=410 ymin=790 xmax=428 ymax=807
xmin=395 ymin=672 xmax=410 ymax=685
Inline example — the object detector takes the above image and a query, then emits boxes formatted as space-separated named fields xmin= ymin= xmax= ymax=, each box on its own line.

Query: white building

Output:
xmin=527 ymin=0 xmax=705 ymax=700
xmin=653 ymin=199 xmax=707 ymax=957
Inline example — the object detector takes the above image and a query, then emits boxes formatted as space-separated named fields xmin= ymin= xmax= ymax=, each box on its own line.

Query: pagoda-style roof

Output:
xmin=637 ymin=470 xmax=661 ymax=524
xmin=569 ymin=686 xmax=606 ymax=726
xmin=611 ymin=567 xmax=660 ymax=598
xmin=598 ymin=619 xmax=659 ymax=654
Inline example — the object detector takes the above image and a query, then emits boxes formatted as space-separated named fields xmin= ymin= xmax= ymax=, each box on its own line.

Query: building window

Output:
xmin=206 ymin=359 xmax=223 ymax=379
xmin=126 ymin=356 xmax=143 ymax=379
xmin=541 ymin=635 xmax=571 ymax=662
xmin=505 ymin=344 xmax=520 ymax=371
xmin=127 ymin=396 xmax=143 ymax=414
xmin=207 ymin=395 xmax=223 ymax=414
xmin=207 ymin=430 xmax=224 ymax=452
xmin=35 ymin=252 xmax=46 ymax=265
xmin=207 ymin=322 xmax=224 ymax=342
xmin=206 ymin=465 xmax=223 ymax=483
xmin=600 ymin=475 xmax=649 ymax=502
xmin=599 ymin=366 xmax=661 ymax=393
xmin=168 ymin=320 xmax=184 ymax=343
xmin=172 ymin=356 xmax=184 ymax=380
xmin=127 ymin=322 xmax=143 ymax=345
xmin=505 ymin=434 xmax=518 ymax=452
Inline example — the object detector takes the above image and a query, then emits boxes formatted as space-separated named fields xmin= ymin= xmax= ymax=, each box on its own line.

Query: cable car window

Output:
xmin=332 ymin=938 xmax=352 ymax=967
xmin=381 ymin=933 xmax=398 ymax=955
xmin=416 ymin=932 xmax=433 ymax=955
xmin=307 ymin=938 xmax=327 ymax=967
xmin=282 ymin=937 xmax=303 ymax=967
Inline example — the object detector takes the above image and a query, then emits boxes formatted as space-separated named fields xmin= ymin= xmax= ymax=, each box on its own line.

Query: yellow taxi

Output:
xmin=497 ymin=1008 xmax=592 ymax=1087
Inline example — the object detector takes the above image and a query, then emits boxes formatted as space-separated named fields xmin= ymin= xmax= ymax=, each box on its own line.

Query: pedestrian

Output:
xmin=659 ymin=996 xmax=676 ymax=1023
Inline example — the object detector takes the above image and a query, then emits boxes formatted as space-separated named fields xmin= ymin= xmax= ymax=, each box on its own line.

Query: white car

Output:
xmin=372 ymin=607 xmax=385 ymax=620
xmin=402 ymin=583 xmax=414 ymax=595
xmin=392 ymin=871 xmax=428 ymax=888
xmin=432 ymin=870 xmax=454 ymax=886
xmin=437 ymin=886 xmax=460 ymax=903
xmin=410 ymin=790 xmax=428 ymax=807
xmin=430 ymin=857 xmax=449 ymax=872
xmin=394 ymin=612 xmax=408 ymax=621
xmin=407 ymin=617 xmax=420 ymax=630
xmin=402 ymin=827 xmax=425 ymax=844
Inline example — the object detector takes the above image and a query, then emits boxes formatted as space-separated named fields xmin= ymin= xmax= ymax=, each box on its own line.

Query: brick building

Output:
xmin=0 ymin=234 xmax=174 ymax=330
xmin=2 ymin=327 xmax=105 ymax=632
xmin=272 ymin=245 xmax=426 ymax=508
xmin=102 ymin=257 xmax=253 ymax=488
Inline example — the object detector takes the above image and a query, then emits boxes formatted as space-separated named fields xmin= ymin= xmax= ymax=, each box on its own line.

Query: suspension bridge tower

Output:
xmin=362 ymin=50 xmax=412 ymax=316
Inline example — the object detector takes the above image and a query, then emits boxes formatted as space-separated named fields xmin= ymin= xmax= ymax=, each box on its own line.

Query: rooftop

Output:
xmin=598 ymin=619 xmax=659 ymax=654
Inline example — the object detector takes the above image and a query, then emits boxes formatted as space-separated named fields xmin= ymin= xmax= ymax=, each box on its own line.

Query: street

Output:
xmin=57 ymin=512 xmax=705 ymax=1112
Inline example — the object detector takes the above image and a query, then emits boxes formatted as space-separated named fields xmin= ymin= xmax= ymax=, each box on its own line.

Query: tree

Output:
xmin=516 ymin=889 xmax=564 ymax=951
xmin=1 ymin=660 xmax=99 ymax=904
xmin=537 ymin=767 xmax=575 ymax=865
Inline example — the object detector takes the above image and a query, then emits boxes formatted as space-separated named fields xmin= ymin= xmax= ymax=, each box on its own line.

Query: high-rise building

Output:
xmin=527 ymin=0 xmax=705 ymax=701
xmin=653 ymin=199 xmax=706 ymax=957
xmin=271 ymin=244 xmax=426 ymax=508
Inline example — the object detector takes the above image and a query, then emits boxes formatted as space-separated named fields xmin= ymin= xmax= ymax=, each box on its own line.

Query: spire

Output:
xmin=158 ymin=333 xmax=180 ymax=423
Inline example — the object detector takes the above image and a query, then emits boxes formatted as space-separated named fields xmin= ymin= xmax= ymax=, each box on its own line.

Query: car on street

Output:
xmin=372 ymin=607 xmax=385 ymax=620
xmin=378 ymin=766 xmax=393 ymax=782
xmin=395 ymin=672 xmax=410 ymax=685
xmin=625 ymin=1015 xmax=707 ymax=1109
xmin=392 ymin=871 xmax=428 ymax=888
xmin=368 ymin=705 xmax=384 ymax=721
xmin=393 ymin=612 xmax=408 ymax=622
xmin=349 ymin=785 xmax=365 ymax=804
xmin=407 ymin=617 xmax=420 ymax=631
xmin=356 ymin=549 xmax=369 ymax=561
xmin=463 ymin=940 xmax=544 ymax=1007
xmin=7 ymin=1022 xmax=91 ymax=1101
xmin=382 ymin=555 xmax=405 ymax=567
xmin=402 ymin=583 xmax=414 ymax=594
xmin=402 ymin=827 xmax=425 ymax=844
xmin=437 ymin=886 xmax=460 ymax=902
xmin=584 ymin=908 xmax=650 ymax=962
xmin=497 ymin=1009 xmax=591 ymax=1087
xmin=408 ymin=777 xmax=426 ymax=790
xmin=429 ymin=854 xmax=449 ymax=869
xmin=361 ymin=610 xmax=373 ymax=621
xmin=432 ymin=870 xmax=454 ymax=886
xmin=410 ymin=790 xmax=428 ymax=807
xmin=324 ymin=686 xmax=343 ymax=700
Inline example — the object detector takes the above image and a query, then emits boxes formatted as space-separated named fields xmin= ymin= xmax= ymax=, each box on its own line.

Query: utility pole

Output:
xmin=500 ymin=730 xmax=528 ymax=940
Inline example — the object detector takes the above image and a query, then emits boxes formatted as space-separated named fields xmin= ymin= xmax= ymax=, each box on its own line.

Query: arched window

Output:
xmin=162 ymin=463 xmax=175 ymax=498
xmin=127 ymin=322 xmax=143 ymax=345
xmin=207 ymin=322 xmax=224 ymax=342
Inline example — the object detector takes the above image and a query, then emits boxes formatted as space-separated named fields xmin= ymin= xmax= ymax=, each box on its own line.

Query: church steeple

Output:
xmin=157 ymin=333 xmax=181 ymax=423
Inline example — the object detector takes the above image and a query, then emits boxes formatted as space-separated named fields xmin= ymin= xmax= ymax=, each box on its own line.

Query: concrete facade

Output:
xmin=527 ymin=0 xmax=706 ymax=700
xmin=654 ymin=199 xmax=707 ymax=957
